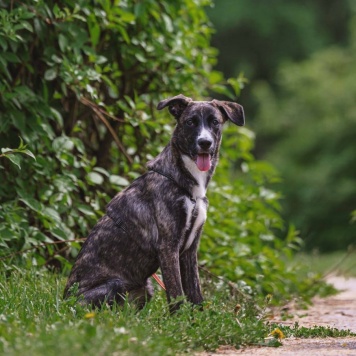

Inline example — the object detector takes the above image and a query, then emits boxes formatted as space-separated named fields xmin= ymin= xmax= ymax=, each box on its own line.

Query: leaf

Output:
xmin=211 ymin=84 xmax=235 ymax=100
xmin=118 ymin=27 xmax=130 ymax=44
xmin=109 ymin=175 xmax=129 ymax=186
xmin=1 ymin=148 xmax=13 ymax=154
xmin=11 ymin=112 xmax=26 ymax=132
xmin=88 ymin=17 xmax=101 ymax=47
xmin=5 ymin=154 xmax=21 ymax=169
xmin=17 ymin=136 xmax=26 ymax=149
xmin=51 ymin=228 xmax=67 ymax=241
xmin=19 ymin=198 xmax=42 ymax=213
xmin=50 ymin=108 xmax=63 ymax=127
xmin=20 ymin=21 xmax=33 ymax=33
xmin=44 ymin=68 xmax=57 ymax=81
xmin=93 ymin=167 xmax=110 ymax=177
xmin=58 ymin=34 xmax=68 ymax=51
xmin=20 ymin=149 xmax=36 ymax=160
xmin=77 ymin=205 xmax=96 ymax=217
xmin=162 ymin=14 xmax=173 ymax=32
xmin=42 ymin=207 xmax=61 ymax=223
xmin=2 ymin=52 xmax=20 ymax=63
xmin=86 ymin=172 xmax=104 ymax=185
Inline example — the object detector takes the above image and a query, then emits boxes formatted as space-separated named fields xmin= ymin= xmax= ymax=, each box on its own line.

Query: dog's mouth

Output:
xmin=195 ymin=153 xmax=211 ymax=172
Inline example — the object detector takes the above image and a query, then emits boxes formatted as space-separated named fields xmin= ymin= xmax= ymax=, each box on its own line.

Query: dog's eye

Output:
xmin=212 ymin=119 xmax=220 ymax=126
xmin=185 ymin=119 xmax=194 ymax=126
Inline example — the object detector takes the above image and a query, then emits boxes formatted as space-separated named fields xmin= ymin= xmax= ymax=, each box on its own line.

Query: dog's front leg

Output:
xmin=158 ymin=247 xmax=185 ymax=313
xmin=180 ymin=237 xmax=203 ymax=306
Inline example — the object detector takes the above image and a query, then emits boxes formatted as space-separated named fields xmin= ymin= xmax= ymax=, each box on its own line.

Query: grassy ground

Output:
xmin=0 ymin=269 xmax=274 ymax=355
xmin=1 ymin=257 xmax=355 ymax=355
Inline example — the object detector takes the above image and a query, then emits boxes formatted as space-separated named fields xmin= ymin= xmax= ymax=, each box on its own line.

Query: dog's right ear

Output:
xmin=157 ymin=94 xmax=192 ymax=119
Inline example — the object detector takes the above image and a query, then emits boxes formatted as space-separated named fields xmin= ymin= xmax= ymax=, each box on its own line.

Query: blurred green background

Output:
xmin=207 ymin=0 xmax=356 ymax=251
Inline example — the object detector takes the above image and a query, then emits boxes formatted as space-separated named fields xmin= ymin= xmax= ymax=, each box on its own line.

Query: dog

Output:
xmin=64 ymin=94 xmax=245 ymax=311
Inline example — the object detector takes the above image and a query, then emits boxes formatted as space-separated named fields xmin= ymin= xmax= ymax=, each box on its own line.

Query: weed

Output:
xmin=268 ymin=322 xmax=356 ymax=339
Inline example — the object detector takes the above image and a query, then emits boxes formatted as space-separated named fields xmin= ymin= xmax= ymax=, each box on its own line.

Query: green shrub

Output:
xmin=0 ymin=0 xmax=326 ymax=303
xmin=0 ymin=0 xmax=220 ymax=263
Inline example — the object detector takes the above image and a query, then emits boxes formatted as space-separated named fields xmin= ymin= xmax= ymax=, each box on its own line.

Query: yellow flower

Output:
xmin=84 ymin=312 xmax=96 ymax=319
xmin=269 ymin=328 xmax=285 ymax=340
xmin=265 ymin=294 xmax=273 ymax=303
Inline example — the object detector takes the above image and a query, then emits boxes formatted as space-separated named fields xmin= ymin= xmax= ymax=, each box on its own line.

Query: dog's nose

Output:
xmin=198 ymin=138 xmax=212 ymax=150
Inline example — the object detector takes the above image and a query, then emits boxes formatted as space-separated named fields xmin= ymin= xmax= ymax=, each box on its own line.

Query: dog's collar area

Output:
xmin=148 ymin=168 xmax=198 ymax=203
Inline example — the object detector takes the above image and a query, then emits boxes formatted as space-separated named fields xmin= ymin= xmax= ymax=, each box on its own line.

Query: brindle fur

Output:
xmin=64 ymin=94 xmax=245 ymax=311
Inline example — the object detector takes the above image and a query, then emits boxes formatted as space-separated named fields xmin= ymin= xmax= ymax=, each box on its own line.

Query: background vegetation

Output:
xmin=1 ymin=0 xmax=354 ymax=354
xmin=0 ymin=0 xmax=319 ymax=303
xmin=208 ymin=0 xmax=356 ymax=252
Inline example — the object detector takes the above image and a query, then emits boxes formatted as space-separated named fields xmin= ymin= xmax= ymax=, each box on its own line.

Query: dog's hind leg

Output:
xmin=81 ymin=278 xmax=154 ymax=309
xmin=128 ymin=278 xmax=154 ymax=309
xmin=81 ymin=279 xmax=126 ymax=307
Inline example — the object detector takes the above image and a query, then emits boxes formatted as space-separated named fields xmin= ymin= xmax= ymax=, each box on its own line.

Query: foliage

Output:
xmin=0 ymin=137 xmax=35 ymax=169
xmin=252 ymin=37 xmax=356 ymax=251
xmin=0 ymin=0 xmax=220 ymax=264
xmin=0 ymin=0 xmax=328 ymax=304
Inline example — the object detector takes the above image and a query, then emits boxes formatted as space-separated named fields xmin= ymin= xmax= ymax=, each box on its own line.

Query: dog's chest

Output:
xmin=182 ymin=197 xmax=207 ymax=251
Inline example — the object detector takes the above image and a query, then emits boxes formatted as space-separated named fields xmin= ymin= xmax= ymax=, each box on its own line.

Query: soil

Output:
xmin=208 ymin=276 xmax=356 ymax=356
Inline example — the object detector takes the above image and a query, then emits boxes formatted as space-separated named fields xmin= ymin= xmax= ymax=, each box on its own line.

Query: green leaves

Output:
xmin=0 ymin=137 xmax=36 ymax=169
xmin=0 ymin=0 xmax=320 ymax=305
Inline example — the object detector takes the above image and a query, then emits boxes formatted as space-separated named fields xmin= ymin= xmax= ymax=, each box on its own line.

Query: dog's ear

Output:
xmin=212 ymin=100 xmax=245 ymax=126
xmin=157 ymin=94 xmax=192 ymax=119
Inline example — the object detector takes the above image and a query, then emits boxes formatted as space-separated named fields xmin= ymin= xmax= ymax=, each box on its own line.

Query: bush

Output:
xmin=0 ymin=0 xmax=220 ymax=264
xmin=0 ymin=0 xmax=325 ymax=303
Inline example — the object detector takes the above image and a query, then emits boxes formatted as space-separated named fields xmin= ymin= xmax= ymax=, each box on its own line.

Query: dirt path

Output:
xmin=272 ymin=276 xmax=356 ymax=332
xmin=212 ymin=276 xmax=356 ymax=355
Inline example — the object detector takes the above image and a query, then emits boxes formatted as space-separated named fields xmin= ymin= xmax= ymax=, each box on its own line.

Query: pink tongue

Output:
xmin=196 ymin=154 xmax=211 ymax=171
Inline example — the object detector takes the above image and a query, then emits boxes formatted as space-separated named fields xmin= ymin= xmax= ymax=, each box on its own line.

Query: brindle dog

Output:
xmin=64 ymin=94 xmax=245 ymax=311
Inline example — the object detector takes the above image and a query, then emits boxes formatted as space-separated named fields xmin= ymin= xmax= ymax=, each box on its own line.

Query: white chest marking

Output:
xmin=183 ymin=197 xmax=207 ymax=251
xmin=181 ymin=154 xmax=208 ymax=251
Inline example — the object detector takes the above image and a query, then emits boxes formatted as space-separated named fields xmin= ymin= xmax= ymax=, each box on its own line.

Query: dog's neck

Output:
xmin=147 ymin=142 xmax=219 ymax=199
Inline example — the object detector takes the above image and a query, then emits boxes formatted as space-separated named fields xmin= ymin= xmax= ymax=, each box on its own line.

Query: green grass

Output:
xmin=0 ymin=267 xmax=354 ymax=355
xmin=277 ymin=322 xmax=356 ymax=338
xmin=0 ymin=269 xmax=272 ymax=355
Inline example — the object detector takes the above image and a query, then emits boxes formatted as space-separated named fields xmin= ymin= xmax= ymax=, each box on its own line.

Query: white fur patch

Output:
xmin=183 ymin=197 xmax=207 ymax=251
xmin=183 ymin=196 xmax=195 ymax=231
xmin=181 ymin=154 xmax=208 ymax=251
xmin=182 ymin=155 xmax=207 ymax=199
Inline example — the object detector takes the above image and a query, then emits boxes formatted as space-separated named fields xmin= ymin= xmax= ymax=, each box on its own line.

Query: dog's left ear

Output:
xmin=157 ymin=94 xmax=192 ymax=119
xmin=212 ymin=100 xmax=245 ymax=126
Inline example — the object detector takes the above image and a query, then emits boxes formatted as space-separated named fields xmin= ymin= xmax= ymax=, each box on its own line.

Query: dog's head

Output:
xmin=157 ymin=94 xmax=245 ymax=172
